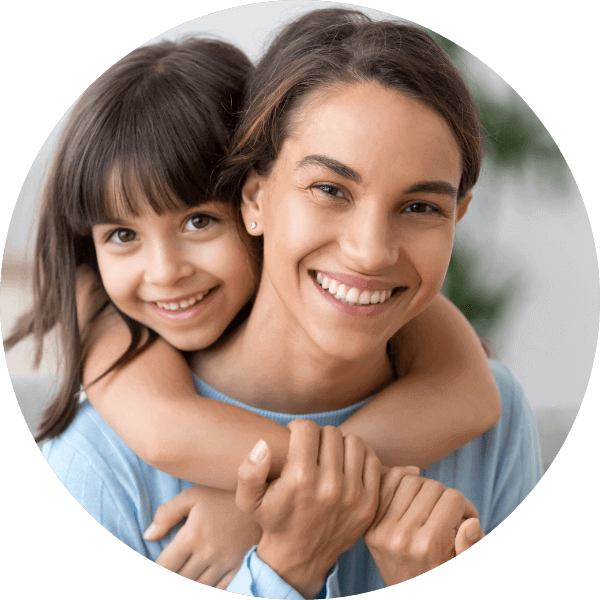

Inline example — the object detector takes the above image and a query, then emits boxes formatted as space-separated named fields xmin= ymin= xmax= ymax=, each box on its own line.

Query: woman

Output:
xmin=184 ymin=8 xmax=541 ymax=596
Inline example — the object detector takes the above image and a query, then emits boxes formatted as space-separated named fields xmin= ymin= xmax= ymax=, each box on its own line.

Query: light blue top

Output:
xmin=42 ymin=360 xmax=542 ymax=598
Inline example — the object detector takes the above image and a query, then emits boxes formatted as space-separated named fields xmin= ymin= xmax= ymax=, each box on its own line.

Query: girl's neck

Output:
xmin=191 ymin=286 xmax=394 ymax=414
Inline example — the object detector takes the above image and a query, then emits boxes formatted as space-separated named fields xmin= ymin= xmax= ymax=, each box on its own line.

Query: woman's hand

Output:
xmin=143 ymin=484 xmax=261 ymax=589
xmin=236 ymin=420 xmax=381 ymax=599
xmin=364 ymin=467 xmax=482 ymax=586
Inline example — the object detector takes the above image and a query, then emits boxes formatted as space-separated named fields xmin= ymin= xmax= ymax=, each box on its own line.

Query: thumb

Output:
xmin=236 ymin=439 xmax=272 ymax=514
xmin=143 ymin=485 xmax=199 ymax=541
xmin=455 ymin=517 xmax=485 ymax=555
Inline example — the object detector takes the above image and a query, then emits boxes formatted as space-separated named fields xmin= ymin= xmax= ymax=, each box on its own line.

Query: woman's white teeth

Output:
xmin=155 ymin=292 xmax=206 ymax=311
xmin=316 ymin=272 xmax=393 ymax=305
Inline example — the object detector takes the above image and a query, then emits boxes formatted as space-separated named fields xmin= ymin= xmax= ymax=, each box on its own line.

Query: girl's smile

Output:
xmin=92 ymin=200 xmax=255 ymax=351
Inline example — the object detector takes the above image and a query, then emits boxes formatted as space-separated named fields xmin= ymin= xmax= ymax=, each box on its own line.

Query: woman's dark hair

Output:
xmin=218 ymin=8 xmax=483 ymax=204
xmin=4 ymin=37 xmax=251 ymax=442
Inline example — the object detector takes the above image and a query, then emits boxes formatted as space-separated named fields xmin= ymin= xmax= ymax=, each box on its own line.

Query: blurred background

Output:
xmin=1 ymin=1 xmax=598 ymax=472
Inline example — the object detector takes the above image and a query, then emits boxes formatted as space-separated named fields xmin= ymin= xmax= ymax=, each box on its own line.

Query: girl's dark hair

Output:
xmin=218 ymin=8 xmax=483 ymax=204
xmin=4 ymin=38 xmax=251 ymax=442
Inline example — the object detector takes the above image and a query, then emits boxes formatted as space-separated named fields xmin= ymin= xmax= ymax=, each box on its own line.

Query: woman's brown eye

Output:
xmin=406 ymin=203 xmax=433 ymax=213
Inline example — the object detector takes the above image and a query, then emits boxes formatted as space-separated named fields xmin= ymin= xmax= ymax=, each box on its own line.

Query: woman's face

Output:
xmin=92 ymin=199 xmax=256 ymax=351
xmin=243 ymin=83 xmax=471 ymax=361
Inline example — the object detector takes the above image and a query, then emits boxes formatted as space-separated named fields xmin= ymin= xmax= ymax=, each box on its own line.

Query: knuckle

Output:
xmin=422 ymin=479 xmax=444 ymax=494
xmin=389 ymin=531 xmax=410 ymax=555
xmin=319 ymin=479 xmax=342 ymax=503
xmin=291 ymin=418 xmax=318 ymax=433
xmin=289 ymin=465 xmax=313 ymax=489
xmin=413 ymin=535 xmax=435 ymax=559
xmin=443 ymin=487 xmax=463 ymax=504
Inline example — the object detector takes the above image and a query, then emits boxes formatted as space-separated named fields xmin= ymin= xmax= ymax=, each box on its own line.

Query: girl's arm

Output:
xmin=339 ymin=293 xmax=501 ymax=468
xmin=78 ymin=269 xmax=499 ymax=490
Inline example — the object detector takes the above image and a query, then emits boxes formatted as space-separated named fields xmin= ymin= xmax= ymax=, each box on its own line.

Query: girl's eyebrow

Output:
xmin=95 ymin=216 xmax=134 ymax=227
xmin=404 ymin=181 xmax=458 ymax=198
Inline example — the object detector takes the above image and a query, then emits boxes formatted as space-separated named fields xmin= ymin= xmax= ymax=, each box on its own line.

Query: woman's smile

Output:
xmin=311 ymin=271 xmax=404 ymax=316
xmin=242 ymin=83 xmax=469 ymax=362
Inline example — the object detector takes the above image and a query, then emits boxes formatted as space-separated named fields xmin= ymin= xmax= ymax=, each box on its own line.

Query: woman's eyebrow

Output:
xmin=296 ymin=154 xmax=362 ymax=184
xmin=296 ymin=157 xmax=458 ymax=199
xmin=404 ymin=181 xmax=458 ymax=198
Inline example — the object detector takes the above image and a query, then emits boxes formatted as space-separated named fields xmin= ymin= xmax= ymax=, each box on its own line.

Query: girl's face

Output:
xmin=243 ymin=83 xmax=471 ymax=361
xmin=92 ymin=200 xmax=256 ymax=351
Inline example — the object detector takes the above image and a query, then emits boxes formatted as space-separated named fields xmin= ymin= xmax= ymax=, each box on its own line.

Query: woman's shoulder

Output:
xmin=484 ymin=359 xmax=539 ymax=452
xmin=488 ymin=360 xmax=536 ymax=430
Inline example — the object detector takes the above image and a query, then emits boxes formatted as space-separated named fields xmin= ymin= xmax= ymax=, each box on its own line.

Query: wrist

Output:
xmin=257 ymin=537 xmax=331 ymax=598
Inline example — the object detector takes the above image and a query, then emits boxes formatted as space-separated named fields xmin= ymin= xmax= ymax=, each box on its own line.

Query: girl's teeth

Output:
xmin=155 ymin=292 xmax=207 ymax=312
xmin=316 ymin=271 xmax=394 ymax=306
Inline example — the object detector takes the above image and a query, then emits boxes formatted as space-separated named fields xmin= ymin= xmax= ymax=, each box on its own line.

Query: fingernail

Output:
xmin=405 ymin=466 xmax=420 ymax=475
xmin=466 ymin=520 xmax=480 ymax=542
xmin=143 ymin=523 xmax=156 ymax=540
xmin=250 ymin=439 xmax=268 ymax=464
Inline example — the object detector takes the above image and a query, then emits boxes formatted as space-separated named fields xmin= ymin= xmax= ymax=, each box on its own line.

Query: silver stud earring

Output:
xmin=250 ymin=222 xmax=257 ymax=230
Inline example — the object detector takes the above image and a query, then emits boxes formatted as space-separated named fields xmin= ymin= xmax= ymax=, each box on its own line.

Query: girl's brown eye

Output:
xmin=185 ymin=214 xmax=213 ymax=231
xmin=109 ymin=228 xmax=136 ymax=244
xmin=405 ymin=203 xmax=437 ymax=214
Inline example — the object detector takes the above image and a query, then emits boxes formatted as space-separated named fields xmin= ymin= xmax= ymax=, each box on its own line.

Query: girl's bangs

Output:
xmin=100 ymin=162 xmax=194 ymax=223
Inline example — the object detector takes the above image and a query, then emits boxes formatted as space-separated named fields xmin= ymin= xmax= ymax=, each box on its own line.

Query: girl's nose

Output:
xmin=340 ymin=208 xmax=400 ymax=274
xmin=144 ymin=242 xmax=194 ymax=286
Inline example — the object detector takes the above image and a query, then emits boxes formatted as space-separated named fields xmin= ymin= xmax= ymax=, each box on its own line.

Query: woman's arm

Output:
xmin=339 ymin=294 xmax=501 ymax=469
xmin=79 ymin=266 xmax=499 ymax=487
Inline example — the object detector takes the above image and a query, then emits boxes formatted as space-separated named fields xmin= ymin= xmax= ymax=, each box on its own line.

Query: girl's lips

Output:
xmin=149 ymin=289 xmax=216 ymax=321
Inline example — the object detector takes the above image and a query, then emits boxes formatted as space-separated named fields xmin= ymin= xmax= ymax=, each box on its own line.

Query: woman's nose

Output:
xmin=340 ymin=209 xmax=399 ymax=273
xmin=143 ymin=242 xmax=194 ymax=286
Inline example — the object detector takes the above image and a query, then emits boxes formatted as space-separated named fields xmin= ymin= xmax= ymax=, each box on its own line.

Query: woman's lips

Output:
xmin=318 ymin=270 xmax=397 ymax=291
xmin=312 ymin=278 xmax=398 ymax=317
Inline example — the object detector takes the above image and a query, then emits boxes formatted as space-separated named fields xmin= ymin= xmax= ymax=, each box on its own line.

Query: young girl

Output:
xmin=6 ymin=32 xmax=500 ymax=588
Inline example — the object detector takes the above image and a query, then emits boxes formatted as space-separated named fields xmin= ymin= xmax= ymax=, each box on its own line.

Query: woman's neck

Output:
xmin=191 ymin=286 xmax=394 ymax=414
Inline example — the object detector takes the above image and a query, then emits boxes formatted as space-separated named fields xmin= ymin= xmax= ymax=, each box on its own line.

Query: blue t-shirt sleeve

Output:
xmin=227 ymin=547 xmax=341 ymax=599
xmin=42 ymin=429 xmax=150 ymax=557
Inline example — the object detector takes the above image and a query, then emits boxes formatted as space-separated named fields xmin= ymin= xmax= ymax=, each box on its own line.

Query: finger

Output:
xmin=178 ymin=550 xmax=211 ymax=581
xmin=155 ymin=527 xmax=194 ymax=573
xmin=215 ymin=570 xmax=237 ymax=590
xmin=196 ymin=564 xmax=225 ymax=587
xmin=425 ymin=488 xmax=469 ymax=533
xmin=343 ymin=434 xmax=365 ymax=481
xmin=144 ymin=487 xmax=198 ymax=541
xmin=455 ymin=518 xmax=485 ymax=555
xmin=399 ymin=478 xmax=446 ymax=529
xmin=286 ymin=420 xmax=321 ymax=471
xmin=236 ymin=439 xmax=272 ymax=514
xmin=384 ymin=474 xmax=426 ymax=526
xmin=361 ymin=445 xmax=382 ymax=511
xmin=363 ymin=446 xmax=381 ymax=493
xmin=318 ymin=426 xmax=344 ymax=474
xmin=370 ymin=467 xmax=420 ymax=530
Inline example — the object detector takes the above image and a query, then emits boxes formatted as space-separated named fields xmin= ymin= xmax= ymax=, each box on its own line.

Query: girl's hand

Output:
xmin=236 ymin=420 xmax=381 ymax=599
xmin=144 ymin=484 xmax=261 ymax=589
xmin=364 ymin=467 xmax=480 ymax=586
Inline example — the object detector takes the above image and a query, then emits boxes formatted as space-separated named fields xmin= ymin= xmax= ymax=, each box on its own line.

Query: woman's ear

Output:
xmin=241 ymin=168 xmax=265 ymax=236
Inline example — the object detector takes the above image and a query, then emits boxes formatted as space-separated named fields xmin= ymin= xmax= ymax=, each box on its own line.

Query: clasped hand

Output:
xmin=235 ymin=420 xmax=381 ymax=599
xmin=145 ymin=421 xmax=484 ymax=595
